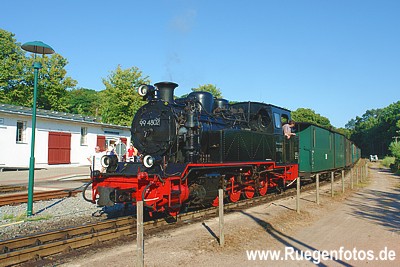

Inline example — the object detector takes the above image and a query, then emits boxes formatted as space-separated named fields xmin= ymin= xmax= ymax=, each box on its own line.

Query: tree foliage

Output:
xmin=0 ymin=29 xmax=27 ymax=104
xmin=0 ymin=28 xmax=77 ymax=111
xmin=99 ymin=65 xmax=150 ymax=126
xmin=334 ymin=127 xmax=351 ymax=139
xmin=291 ymin=108 xmax=332 ymax=128
xmin=30 ymin=54 xmax=77 ymax=111
xmin=389 ymin=141 xmax=400 ymax=162
xmin=66 ymin=88 xmax=100 ymax=116
xmin=350 ymin=102 xmax=400 ymax=157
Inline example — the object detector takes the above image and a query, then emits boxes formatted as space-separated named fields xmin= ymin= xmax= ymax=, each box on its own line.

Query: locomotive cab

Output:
xmin=221 ymin=102 xmax=298 ymax=165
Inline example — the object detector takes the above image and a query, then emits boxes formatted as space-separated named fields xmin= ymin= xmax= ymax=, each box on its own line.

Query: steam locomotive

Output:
xmin=85 ymin=81 xmax=355 ymax=216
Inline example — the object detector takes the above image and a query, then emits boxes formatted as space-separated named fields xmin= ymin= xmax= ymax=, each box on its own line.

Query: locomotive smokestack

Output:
xmin=155 ymin=82 xmax=178 ymax=103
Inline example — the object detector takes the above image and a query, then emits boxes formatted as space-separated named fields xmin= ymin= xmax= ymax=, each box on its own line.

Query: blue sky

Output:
xmin=1 ymin=0 xmax=399 ymax=128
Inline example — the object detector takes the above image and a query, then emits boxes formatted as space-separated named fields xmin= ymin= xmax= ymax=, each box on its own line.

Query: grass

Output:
xmin=2 ymin=213 xmax=53 ymax=222
xmin=26 ymin=214 xmax=53 ymax=222
xmin=2 ymin=214 xmax=16 ymax=220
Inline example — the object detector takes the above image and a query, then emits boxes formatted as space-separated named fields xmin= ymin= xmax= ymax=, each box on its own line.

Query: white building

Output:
xmin=0 ymin=103 xmax=131 ymax=170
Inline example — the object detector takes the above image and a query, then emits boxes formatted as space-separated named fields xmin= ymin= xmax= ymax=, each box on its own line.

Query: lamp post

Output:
xmin=21 ymin=41 xmax=55 ymax=216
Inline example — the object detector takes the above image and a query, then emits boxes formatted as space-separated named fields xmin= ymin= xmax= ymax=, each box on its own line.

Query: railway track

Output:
xmin=0 ymin=176 xmax=337 ymax=267
xmin=0 ymin=185 xmax=27 ymax=194
xmin=0 ymin=189 xmax=81 ymax=207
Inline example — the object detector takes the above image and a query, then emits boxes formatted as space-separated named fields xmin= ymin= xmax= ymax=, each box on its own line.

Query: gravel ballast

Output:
xmin=0 ymin=193 xmax=128 ymax=241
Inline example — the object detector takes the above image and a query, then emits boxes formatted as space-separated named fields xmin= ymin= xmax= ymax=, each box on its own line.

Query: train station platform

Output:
xmin=0 ymin=165 xmax=90 ymax=188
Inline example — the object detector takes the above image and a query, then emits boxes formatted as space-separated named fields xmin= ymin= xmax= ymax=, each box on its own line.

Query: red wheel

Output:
xmin=168 ymin=208 xmax=180 ymax=217
xmin=229 ymin=189 xmax=241 ymax=202
xmin=258 ymin=180 xmax=268 ymax=196
xmin=212 ymin=196 xmax=219 ymax=207
xmin=227 ymin=176 xmax=241 ymax=202
xmin=243 ymin=185 xmax=255 ymax=199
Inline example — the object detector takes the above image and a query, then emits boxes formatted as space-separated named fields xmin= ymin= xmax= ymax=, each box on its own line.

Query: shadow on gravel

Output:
xmin=202 ymin=222 xmax=220 ymax=243
xmin=347 ymin=186 xmax=400 ymax=234
xmin=91 ymin=203 xmax=137 ymax=218
xmin=240 ymin=211 xmax=352 ymax=267
xmin=35 ymin=198 xmax=67 ymax=215
xmin=368 ymin=167 xmax=393 ymax=174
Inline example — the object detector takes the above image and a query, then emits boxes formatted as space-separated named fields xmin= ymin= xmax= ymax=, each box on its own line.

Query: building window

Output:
xmin=81 ymin=127 xmax=88 ymax=145
xmin=16 ymin=121 xmax=27 ymax=143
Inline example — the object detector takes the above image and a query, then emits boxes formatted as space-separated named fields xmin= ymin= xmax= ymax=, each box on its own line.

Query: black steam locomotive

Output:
xmin=88 ymin=82 xmax=298 ymax=216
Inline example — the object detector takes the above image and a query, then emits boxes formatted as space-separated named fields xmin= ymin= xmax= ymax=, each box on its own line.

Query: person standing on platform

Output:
xmin=126 ymin=143 xmax=138 ymax=162
xmin=87 ymin=146 xmax=105 ymax=172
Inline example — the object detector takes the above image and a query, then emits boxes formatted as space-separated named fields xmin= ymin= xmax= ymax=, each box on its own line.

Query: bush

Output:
xmin=389 ymin=141 xmax=400 ymax=161
xmin=381 ymin=156 xmax=395 ymax=168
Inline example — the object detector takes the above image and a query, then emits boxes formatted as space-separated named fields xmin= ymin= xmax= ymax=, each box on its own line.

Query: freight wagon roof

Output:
xmin=296 ymin=121 xmax=345 ymax=137
xmin=0 ymin=103 xmax=129 ymax=129
xmin=296 ymin=122 xmax=361 ymax=151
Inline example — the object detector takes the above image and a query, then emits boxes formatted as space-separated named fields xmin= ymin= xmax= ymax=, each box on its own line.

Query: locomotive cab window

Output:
xmin=256 ymin=108 xmax=272 ymax=129
xmin=274 ymin=113 xmax=281 ymax=129
xmin=281 ymin=114 xmax=289 ymax=126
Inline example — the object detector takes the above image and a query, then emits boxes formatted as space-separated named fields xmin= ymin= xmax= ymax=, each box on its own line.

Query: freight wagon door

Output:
xmin=48 ymin=132 xmax=71 ymax=165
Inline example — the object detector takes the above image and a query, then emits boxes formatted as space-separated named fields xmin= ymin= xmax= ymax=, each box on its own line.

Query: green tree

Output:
xmin=99 ymin=65 xmax=150 ymax=126
xmin=0 ymin=29 xmax=26 ymax=103
xmin=345 ymin=118 xmax=356 ymax=130
xmin=350 ymin=102 xmax=400 ymax=157
xmin=335 ymin=127 xmax=351 ymax=139
xmin=66 ymin=88 xmax=100 ymax=116
xmin=291 ymin=108 xmax=332 ymax=128
xmin=30 ymin=54 xmax=77 ymax=111
xmin=390 ymin=120 xmax=400 ymax=162
xmin=389 ymin=141 xmax=400 ymax=161
xmin=0 ymin=28 xmax=77 ymax=111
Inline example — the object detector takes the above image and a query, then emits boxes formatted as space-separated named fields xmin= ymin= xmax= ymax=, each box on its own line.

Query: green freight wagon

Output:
xmin=345 ymin=138 xmax=352 ymax=167
xmin=351 ymin=144 xmax=361 ymax=164
xmin=296 ymin=123 xmax=334 ymax=178
xmin=296 ymin=122 xmax=354 ymax=179
xmin=334 ymin=132 xmax=345 ymax=169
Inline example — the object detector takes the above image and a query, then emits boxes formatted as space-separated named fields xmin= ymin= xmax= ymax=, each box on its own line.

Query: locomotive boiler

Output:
xmin=86 ymin=82 xmax=299 ymax=216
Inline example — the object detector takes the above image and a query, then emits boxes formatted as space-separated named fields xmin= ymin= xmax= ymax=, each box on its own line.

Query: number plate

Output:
xmin=139 ymin=118 xmax=161 ymax=127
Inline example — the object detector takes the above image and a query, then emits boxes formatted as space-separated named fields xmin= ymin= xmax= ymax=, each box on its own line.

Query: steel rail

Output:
xmin=0 ymin=185 xmax=27 ymax=194
xmin=0 ymin=190 xmax=81 ymax=207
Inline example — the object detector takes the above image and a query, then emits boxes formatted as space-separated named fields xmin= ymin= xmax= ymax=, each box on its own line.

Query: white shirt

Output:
xmin=89 ymin=151 xmax=105 ymax=171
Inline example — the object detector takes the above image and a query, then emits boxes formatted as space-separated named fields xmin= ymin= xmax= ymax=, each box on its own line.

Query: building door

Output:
xmin=48 ymin=132 xmax=71 ymax=165
xmin=97 ymin=135 xmax=106 ymax=151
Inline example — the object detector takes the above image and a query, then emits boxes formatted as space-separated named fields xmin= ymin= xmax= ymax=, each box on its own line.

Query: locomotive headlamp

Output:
xmin=143 ymin=155 xmax=155 ymax=168
xmin=101 ymin=155 xmax=111 ymax=168
xmin=138 ymin=84 xmax=155 ymax=97
xmin=101 ymin=155 xmax=118 ymax=171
